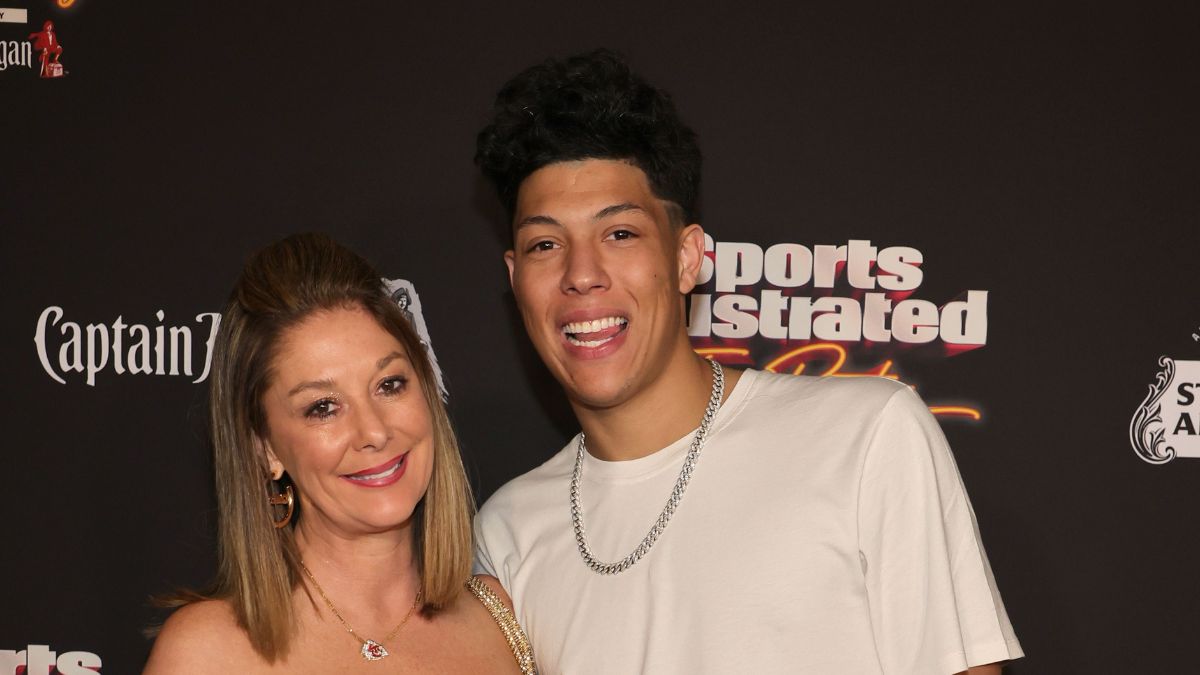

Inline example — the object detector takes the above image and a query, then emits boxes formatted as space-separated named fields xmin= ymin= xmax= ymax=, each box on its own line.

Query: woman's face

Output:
xmin=258 ymin=306 xmax=434 ymax=537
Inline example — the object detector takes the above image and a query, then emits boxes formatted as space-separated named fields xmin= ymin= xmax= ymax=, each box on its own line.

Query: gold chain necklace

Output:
xmin=298 ymin=559 xmax=423 ymax=662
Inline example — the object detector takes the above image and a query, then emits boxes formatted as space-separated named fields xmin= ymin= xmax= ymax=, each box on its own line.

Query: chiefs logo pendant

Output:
xmin=361 ymin=639 xmax=389 ymax=661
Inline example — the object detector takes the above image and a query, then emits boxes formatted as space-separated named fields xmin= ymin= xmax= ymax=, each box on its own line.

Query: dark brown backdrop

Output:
xmin=2 ymin=2 xmax=1197 ymax=672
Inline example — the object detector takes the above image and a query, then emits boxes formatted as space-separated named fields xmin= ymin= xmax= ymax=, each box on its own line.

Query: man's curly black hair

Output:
xmin=475 ymin=49 xmax=702 ymax=234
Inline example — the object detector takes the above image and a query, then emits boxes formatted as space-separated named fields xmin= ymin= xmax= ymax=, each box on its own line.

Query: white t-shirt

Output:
xmin=475 ymin=370 xmax=1023 ymax=674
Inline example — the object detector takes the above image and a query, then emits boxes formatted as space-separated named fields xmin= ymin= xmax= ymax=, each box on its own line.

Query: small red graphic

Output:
xmin=28 ymin=20 xmax=65 ymax=78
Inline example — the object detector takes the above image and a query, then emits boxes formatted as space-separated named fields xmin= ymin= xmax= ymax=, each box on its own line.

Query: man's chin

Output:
xmin=561 ymin=377 xmax=633 ymax=412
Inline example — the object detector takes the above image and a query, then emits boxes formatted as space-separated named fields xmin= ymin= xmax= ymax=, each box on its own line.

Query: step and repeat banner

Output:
xmin=2 ymin=2 xmax=1196 ymax=673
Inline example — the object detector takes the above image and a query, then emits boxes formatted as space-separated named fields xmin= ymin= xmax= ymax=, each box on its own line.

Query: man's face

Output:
xmin=505 ymin=159 xmax=704 ymax=410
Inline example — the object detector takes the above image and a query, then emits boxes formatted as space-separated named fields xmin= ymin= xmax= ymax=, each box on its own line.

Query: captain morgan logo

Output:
xmin=0 ymin=8 xmax=33 ymax=72
xmin=33 ymin=279 xmax=446 ymax=394
xmin=0 ymin=5 xmax=70 ymax=78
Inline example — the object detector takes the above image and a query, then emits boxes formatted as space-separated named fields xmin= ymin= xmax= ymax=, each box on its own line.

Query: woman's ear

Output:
xmin=255 ymin=435 xmax=285 ymax=480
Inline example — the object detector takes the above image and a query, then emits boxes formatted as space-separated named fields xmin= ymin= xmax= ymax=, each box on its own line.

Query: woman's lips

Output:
xmin=340 ymin=453 xmax=407 ymax=488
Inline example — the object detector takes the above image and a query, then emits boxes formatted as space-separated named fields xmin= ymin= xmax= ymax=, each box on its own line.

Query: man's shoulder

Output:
xmin=477 ymin=441 xmax=576 ymax=520
xmin=742 ymin=369 xmax=909 ymax=417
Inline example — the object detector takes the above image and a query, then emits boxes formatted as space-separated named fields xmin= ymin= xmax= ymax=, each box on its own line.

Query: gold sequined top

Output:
xmin=466 ymin=577 xmax=537 ymax=675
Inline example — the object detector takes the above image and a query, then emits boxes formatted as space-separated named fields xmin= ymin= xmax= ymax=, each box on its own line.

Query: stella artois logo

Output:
xmin=1130 ymin=357 xmax=1200 ymax=464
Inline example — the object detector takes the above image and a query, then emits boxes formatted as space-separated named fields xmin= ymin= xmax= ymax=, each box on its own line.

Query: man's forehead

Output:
xmin=515 ymin=202 xmax=652 ymax=230
xmin=514 ymin=159 xmax=663 ymax=223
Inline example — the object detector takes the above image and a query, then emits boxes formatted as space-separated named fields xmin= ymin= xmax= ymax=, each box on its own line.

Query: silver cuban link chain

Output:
xmin=570 ymin=359 xmax=725 ymax=575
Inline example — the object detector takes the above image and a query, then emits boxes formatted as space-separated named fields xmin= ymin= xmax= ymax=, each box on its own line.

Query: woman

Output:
xmin=145 ymin=233 xmax=535 ymax=673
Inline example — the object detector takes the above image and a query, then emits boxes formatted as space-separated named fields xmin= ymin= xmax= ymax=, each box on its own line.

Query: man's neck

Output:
xmin=573 ymin=346 xmax=742 ymax=462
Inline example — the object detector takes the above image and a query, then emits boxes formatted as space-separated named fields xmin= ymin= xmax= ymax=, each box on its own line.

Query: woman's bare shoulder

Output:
xmin=144 ymin=599 xmax=260 ymax=674
xmin=464 ymin=575 xmax=532 ymax=673
xmin=449 ymin=574 xmax=519 ymax=632
xmin=469 ymin=574 xmax=516 ymax=612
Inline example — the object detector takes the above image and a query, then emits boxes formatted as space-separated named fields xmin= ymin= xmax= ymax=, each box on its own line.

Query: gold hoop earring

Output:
xmin=267 ymin=482 xmax=294 ymax=529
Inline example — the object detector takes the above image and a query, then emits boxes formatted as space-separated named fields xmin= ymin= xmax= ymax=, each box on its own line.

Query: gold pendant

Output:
xmin=361 ymin=639 xmax=389 ymax=661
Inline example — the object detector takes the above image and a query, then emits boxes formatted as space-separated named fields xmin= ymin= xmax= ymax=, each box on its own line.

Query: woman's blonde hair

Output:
xmin=203 ymin=232 xmax=473 ymax=661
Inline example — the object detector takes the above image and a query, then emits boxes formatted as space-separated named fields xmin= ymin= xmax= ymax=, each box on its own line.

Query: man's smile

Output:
xmin=562 ymin=315 xmax=629 ymax=347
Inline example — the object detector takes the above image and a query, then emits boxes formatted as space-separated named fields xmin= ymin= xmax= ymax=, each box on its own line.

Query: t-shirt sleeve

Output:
xmin=473 ymin=505 xmax=500 ymax=577
xmin=857 ymin=386 xmax=1023 ymax=674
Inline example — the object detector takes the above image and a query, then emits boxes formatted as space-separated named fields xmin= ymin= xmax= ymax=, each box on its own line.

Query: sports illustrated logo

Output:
xmin=1130 ymin=357 xmax=1200 ymax=464
xmin=34 ymin=307 xmax=221 ymax=386
xmin=384 ymin=278 xmax=448 ymax=400
xmin=688 ymin=235 xmax=988 ymax=421
xmin=0 ymin=644 xmax=101 ymax=674
xmin=689 ymin=236 xmax=986 ymax=347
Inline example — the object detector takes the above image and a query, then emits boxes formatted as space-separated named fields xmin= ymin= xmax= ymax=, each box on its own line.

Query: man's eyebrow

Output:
xmin=594 ymin=202 xmax=646 ymax=220
xmin=515 ymin=214 xmax=562 ymax=229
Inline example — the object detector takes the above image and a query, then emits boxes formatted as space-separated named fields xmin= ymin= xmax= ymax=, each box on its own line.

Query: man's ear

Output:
xmin=255 ymin=435 xmax=285 ymax=480
xmin=676 ymin=224 xmax=706 ymax=295
xmin=504 ymin=250 xmax=516 ymax=288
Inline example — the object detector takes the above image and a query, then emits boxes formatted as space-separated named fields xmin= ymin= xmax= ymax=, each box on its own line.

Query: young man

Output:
xmin=473 ymin=50 xmax=1022 ymax=674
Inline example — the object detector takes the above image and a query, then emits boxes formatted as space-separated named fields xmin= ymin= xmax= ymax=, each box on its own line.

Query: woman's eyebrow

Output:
xmin=287 ymin=378 xmax=335 ymax=397
xmin=376 ymin=351 xmax=407 ymax=370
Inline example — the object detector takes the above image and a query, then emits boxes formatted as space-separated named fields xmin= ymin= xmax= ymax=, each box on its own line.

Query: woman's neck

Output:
xmin=293 ymin=516 xmax=421 ymax=623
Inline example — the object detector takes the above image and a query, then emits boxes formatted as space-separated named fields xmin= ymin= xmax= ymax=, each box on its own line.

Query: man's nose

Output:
xmin=560 ymin=242 xmax=610 ymax=295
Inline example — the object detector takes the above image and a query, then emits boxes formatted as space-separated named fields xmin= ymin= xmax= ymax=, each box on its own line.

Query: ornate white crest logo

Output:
xmin=383 ymin=278 xmax=447 ymax=400
xmin=1130 ymin=357 xmax=1200 ymax=464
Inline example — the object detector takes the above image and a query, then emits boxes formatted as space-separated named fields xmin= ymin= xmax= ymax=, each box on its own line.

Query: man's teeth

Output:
xmin=561 ymin=316 xmax=627 ymax=335
xmin=346 ymin=457 xmax=403 ymax=481
xmin=567 ymin=335 xmax=612 ymax=347
xmin=562 ymin=316 xmax=628 ymax=348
